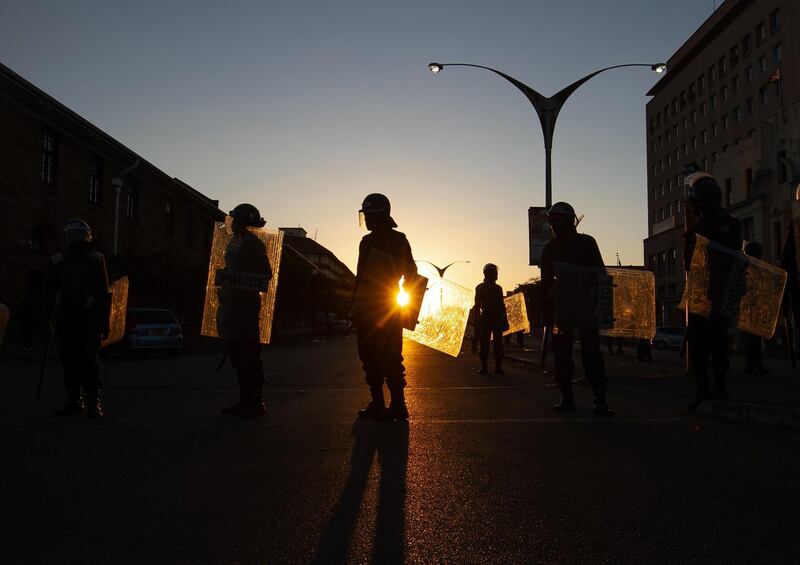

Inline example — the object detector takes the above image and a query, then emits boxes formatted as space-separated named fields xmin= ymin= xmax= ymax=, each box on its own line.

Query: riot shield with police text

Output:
xmin=101 ymin=276 xmax=129 ymax=348
xmin=681 ymin=234 xmax=786 ymax=339
xmin=201 ymin=217 xmax=283 ymax=344
xmin=553 ymin=263 xmax=656 ymax=339
xmin=403 ymin=276 xmax=472 ymax=357
xmin=503 ymin=292 xmax=530 ymax=336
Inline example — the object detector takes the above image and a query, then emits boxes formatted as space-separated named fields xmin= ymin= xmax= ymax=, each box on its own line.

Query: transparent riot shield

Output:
xmin=403 ymin=276 xmax=472 ymax=357
xmin=681 ymin=234 xmax=786 ymax=339
xmin=350 ymin=246 xmax=426 ymax=331
xmin=0 ymin=303 xmax=8 ymax=347
xmin=201 ymin=217 xmax=283 ymax=344
xmin=553 ymin=263 xmax=656 ymax=339
xmin=503 ymin=292 xmax=530 ymax=336
xmin=101 ymin=276 xmax=129 ymax=348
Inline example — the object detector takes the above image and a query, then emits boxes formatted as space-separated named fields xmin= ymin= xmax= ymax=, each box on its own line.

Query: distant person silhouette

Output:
xmin=541 ymin=202 xmax=613 ymax=416
xmin=217 ymin=204 xmax=271 ymax=418
xmin=474 ymin=263 xmax=509 ymax=374
xmin=743 ymin=241 xmax=768 ymax=376
xmin=47 ymin=219 xmax=110 ymax=418
xmin=684 ymin=173 xmax=742 ymax=410
xmin=350 ymin=193 xmax=417 ymax=421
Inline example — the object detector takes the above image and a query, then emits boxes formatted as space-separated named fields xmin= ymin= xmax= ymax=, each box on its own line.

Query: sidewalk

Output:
xmin=503 ymin=339 xmax=800 ymax=429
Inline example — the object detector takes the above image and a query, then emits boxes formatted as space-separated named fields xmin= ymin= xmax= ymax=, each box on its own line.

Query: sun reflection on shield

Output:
xmin=403 ymin=276 xmax=472 ymax=357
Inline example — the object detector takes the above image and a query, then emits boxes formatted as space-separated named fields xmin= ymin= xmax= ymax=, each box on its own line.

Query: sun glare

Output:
xmin=397 ymin=277 xmax=410 ymax=307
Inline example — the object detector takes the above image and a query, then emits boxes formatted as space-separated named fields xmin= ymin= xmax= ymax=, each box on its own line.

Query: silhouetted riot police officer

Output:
xmin=540 ymin=202 xmax=613 ymax=416
xmin=48 ymin=219 xmax=110 ymax=418
xmin=351 ymin=193 xmax=417 ymax=421
xmin=474 ymin=263 xmax=509 ymax=374
xmin=684 ymin=172 xmax=742 ymax=410
xmin=218 ymin=203 xmax=271 ymax=418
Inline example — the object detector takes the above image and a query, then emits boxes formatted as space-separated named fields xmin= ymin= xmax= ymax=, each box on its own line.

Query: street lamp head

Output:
xmin=428 ymin=63 xmax=443 ymax=75
xmin=651 ymin=63 xmax=667 ymax=74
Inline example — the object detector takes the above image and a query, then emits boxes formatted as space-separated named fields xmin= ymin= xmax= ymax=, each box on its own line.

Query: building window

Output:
xmin=725 ymin=178 xmax=732 ymax=206
xmin=770 ymin=9 xmax=780 ymax=34
xmin=668 ymin=154 xmax=672 ymax=167
xmin=760 ymin=87 xmax=768 ymax=106
xmin=88 ymin=157 xmax=102 ymax=205
xmin=732 ymin=75 xmax=740 ymax=92
xmin=701 ymin=102 xmax=708 ymax=116
xmin=745 ymin=97 xmax=754 ymax=115
xmin=126 ymin=182 xmax=138 ymax=220
xmin=660 ymin=182 xmax=665 ymax=196
xmin=745 ymin=66 xmax=753 ymax=82
xmin=165 ymin=199 xmax=174 ymax=236
xmin=682 ymin=117 xmax=688 ymax=131
xmin=719 ymin=56 xmax=727 ymax=77
xmin=756 ymin=21 xmax=766 ymax=44
xmin=759 ymin=56 xmax=767 ymax=72
xmin=677 ymin=199 xmax=682 ymax=213
xmin=691 ymin=110 xmax=697 ymax=123
xmin=745 ymin=167 xmax=753 ymax=198
xmin=668 ymin=248 xmax=676 ymax=273
xmin=185 ymin=210 xmax=194 ymax=245
xmin=711 ymin=122 xmax=718 ymax=137
xmin=683 ymin=142 xmax=688 ymax=156
xmin=778 ymin=150 xmax=788 ymax=183
xmin=40 ymin=129 xmax=57 ymax=185
xmin=658 ymin=251 xmax=666 ymax=275
xmin=668 ymin=203 xmax=673 ymax=217
xmin=742 ymin=34 xmax=751 ymax=57
xmin=648 ymin=254 xmax=656 ymax=272
xmin=702 ymin=157 xmax=708 ymax=170
xmin=691 ymin=136 xmax=697 ymax=150
xmin=698 ymin=74 xmax=705 ymax=93
xmin=773 ymin=43 xmax=782 ymax=63
xmin=710 ymin=94 xmax=717 ymax=109
xmin=734 ymin=106 xmax=742 ymax=122
xmin=708 ymin=65 xmax=716 ymax=85
xmin=721 ymin=85 xmax=728 ymax=101
xmin=712 ymin=151 xmax=718 ymax=163
xmin=722 ymin=115 xmax=729 ymax=130
xmin=730 ymin=45 xmax=740 ymax=67
xmin=702 ymin=130 xmax=708 ymax=144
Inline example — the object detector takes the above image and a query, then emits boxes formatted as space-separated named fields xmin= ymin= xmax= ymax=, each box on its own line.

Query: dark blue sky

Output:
xmin=1 ymin=0 xmax=720 ymax=287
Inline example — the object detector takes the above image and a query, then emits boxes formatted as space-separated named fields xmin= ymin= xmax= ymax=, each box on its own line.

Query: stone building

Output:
xmin=644 ymin=0 xmax=800 ymax=325
xmin=0 ymin=62 xmax=225 ymax=340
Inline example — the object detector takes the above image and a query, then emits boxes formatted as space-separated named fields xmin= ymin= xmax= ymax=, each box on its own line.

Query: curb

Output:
xmin=506 ymin=355 xmax=800 ymax=430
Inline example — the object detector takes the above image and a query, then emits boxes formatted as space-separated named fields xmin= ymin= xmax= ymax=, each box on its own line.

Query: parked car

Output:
xmin=123 ymin=308 xmax=184 ymax=357
xmin=651 ymin=326 xmax=685 ymax=349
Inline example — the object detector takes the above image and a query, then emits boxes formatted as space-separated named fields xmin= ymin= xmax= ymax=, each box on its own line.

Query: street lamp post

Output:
xmin=428 ymin=62 xmax=667 ymax=208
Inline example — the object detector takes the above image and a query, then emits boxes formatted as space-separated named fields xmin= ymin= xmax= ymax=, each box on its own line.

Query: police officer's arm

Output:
xmin=401 ymin=235 xmax=418 ymax=280
xmin=586 ymin=235 xmax=604 ymax=268
xmin=92 ymin=253 xmax=111 ymax=338
xmin=44 ymin=255 xmax=62 ymax=326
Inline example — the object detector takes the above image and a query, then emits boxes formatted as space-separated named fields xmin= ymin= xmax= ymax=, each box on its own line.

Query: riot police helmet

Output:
xmin=685 ymin=172 xmax=722 ymax=211
xmin=483 ymin=263 xmax=498 ymax=275
xmin=229 ymin=203 xmax=266 ymax=228
xmin=359 ymin=193 xmax=397 ymax=228
xmin=64 ymin=218 xmax=92 ymax=243
xmin=743 ymin=241 xmax=763 ymax=259
xmin=547 ymin=202 xmax=578 ymax=226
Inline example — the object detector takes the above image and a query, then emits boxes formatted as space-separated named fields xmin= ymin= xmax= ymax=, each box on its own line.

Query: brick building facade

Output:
xmin=0 ymin=62 xmax=225 ymax=339
xmin=644 ymin=0 xmax=800 ymax=325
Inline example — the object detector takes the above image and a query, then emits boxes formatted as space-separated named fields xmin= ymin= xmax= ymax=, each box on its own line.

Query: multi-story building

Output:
xmin=644 ymin=0 xmax=800 ymax=325
xmin=0 ymin=62 xmax=225 ymax=338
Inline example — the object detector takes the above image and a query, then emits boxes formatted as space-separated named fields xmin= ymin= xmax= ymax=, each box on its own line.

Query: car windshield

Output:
xmin=134 ymin=310 xmax=177 ymax=325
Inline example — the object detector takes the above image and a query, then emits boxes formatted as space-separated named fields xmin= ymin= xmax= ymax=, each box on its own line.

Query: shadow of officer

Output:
xmin=312 ymin=422 xmax=409 ymax=564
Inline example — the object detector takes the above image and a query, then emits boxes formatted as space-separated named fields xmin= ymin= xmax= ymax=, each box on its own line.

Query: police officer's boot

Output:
xmin=478 ymin=359 xmax=488 ymax=374
xmin=221 ymin=381 xmax=246 ymax=415
xmin=711 ymin=372 xmax=728 ymax=400
xmin=86 ymin=391 xmax=104 ymax=419
xmin=494 ymin=362 xmax=504 ymax=375
xmin=592 ymin=387 xmax=615 ymax=417
xmin=53 ymin=388 xmax=83 ymax=416
xmin=358 ymin=387 xmax=386 ymax=417
xmin=553 ymin=382 xmax=575 ymax=412
xmin=688 ymin=372 xmax=711 ymax=411
xmin=239 ymin=385 xmax=266 ymax=418
xmin=376 ymin=388 xmax=409 ymax=421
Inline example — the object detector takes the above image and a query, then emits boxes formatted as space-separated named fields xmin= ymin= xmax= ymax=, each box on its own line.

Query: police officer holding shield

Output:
xmin=218 ymin=204 xmax=271 ymax=418
xmin=48 ymin=219 xmax=110 ymax=418
xmin=474 ymin=263 xmax=509 ymax=374
xmin=684 ymin=173 xmax=742 ymax=410
xmin=351 ymin=194 xmax=417 ymax=421
xmin=540 ymin=202 xmax=613 ymax=416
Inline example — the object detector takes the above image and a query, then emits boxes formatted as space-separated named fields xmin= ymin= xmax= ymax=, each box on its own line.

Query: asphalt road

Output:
xmin=1 ymin=338 xmax=799 ymax=564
